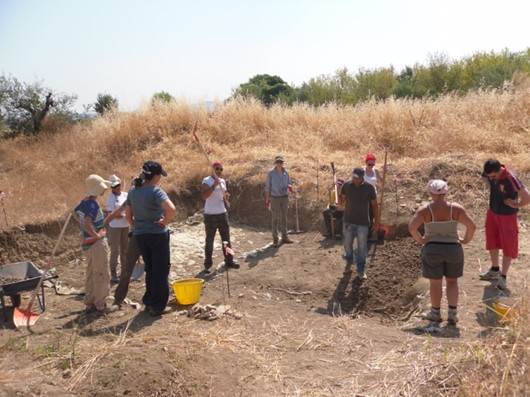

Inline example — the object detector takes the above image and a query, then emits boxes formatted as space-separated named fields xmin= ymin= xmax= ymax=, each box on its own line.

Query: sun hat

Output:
xmin=86 ymin=175 xmax=112 ymax=196
xmin=427 ymin=179 xmax=449 ymax=195
xmin=274 ymin=155 xmax=285 ymax=163
xmin=142 ymin=161 xmax=168 ymax=177
xmin=108 ymin=175 xmax=121 ymax=188
xmin=365 ymin=154 xmax=376 ymax=163
xmin=352 ymin=167 xmax=365 ymax=179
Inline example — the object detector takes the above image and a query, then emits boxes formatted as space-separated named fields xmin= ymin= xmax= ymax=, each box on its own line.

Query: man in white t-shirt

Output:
xmin=106 ymin=175 xmax=129 ymax=283
xmin=201 ymin=161 xmax=239 ymax=273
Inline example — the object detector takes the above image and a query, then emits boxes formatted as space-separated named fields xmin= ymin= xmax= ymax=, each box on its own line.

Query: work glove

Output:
xmin=288 ymin=184 xmax=294 ymax=193
xmin=265 ymin=200 xmax=271 ymax=210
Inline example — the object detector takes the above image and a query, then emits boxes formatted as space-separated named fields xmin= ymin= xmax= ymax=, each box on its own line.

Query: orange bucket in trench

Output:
xmin=171 ymin=278 xmax=204 ymax=305
xmin=492 ymin=297 xmax=516 ymax=324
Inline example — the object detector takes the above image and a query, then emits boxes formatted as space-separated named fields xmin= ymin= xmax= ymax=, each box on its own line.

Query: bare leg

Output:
xmin=429 ymin=278 xmax=443 ymax=308
xmin=489 ymin=249 xmax=500 ymax=267
xmin=445 ymin=277 xmax=459 ymax=307
xmin=501 ymin=255 xmax=512 ymax=276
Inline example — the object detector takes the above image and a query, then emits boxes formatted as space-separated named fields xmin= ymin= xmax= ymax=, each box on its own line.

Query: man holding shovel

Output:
xmin=201 ymin=160 xmax=239 ymax=273
xmin=340 ymin=167 xmax=379 ymax=280
xmin=265 ymin=156 xmax=295 ymax=247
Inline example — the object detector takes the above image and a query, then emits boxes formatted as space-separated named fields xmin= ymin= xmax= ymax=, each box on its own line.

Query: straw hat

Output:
xmin=85 ymin=174 xmax=112 ymax=196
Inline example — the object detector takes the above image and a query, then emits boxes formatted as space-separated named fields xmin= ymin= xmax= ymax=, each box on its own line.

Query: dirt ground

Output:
xmin=0 ymin=194 xmax=528 ymax=396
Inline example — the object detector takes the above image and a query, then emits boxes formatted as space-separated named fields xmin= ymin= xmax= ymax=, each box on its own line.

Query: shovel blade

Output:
xmin=131 ymin=261 xmax=145 ymax=280
xmin=13 ymin=307 xmax=40 ymax=328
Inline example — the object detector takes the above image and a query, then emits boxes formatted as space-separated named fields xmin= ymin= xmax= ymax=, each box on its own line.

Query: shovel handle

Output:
xmin=377 ymin=150 xmax=388 ymax=226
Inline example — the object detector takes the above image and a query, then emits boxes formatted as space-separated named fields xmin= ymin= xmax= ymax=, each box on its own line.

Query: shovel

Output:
xmin=371 ymin=149 xmax=388 ymax=243
xmin=1 ymin=197 xmax=8 ymax=226
xmin=13 ymin=212 xmax=72 ymax=328
xmin=288 ymin=191 xmax=306 ymax=234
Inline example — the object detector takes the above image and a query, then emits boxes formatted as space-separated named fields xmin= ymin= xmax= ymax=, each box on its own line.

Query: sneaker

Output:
xmin=447 ymin=308 xmax=459 ymax=325
xmin=85 ymin=304 xmax=97 ymax=314
xmin=358 ymin=270 xmax=367 ymax=280
xmin=225 ymin=262 xmax=240 ymax=269
xmin=421 ymin=308 xmax=442 ymax=323
xmin=335 ymin=233 xmax=342 ymax=239
xmin=203 ymin=265 xmax=212 ymax=274
xmin=281 ymin=237 xmax=294 ymax=244
xmin=148 ymin=306 xmax=172 ymax=316
xmin=479 ymin=268 xmax=500 ymax=280
xmin=322 ymin=232 xmax=332 ymax=238
xmin=272 ymin=239 xmax=280 ymax=247
xmin=107 ymin=304 xmax=121 ymax=313
xmin=497 ymin=276 xmax=507 ymax=290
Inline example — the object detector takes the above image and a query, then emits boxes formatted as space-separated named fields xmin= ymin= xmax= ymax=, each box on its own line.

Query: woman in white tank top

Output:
xmin=408 ymin=179 xmax=476 ymax=326
xmin=363 ymin=153 xmax=381 ymax=189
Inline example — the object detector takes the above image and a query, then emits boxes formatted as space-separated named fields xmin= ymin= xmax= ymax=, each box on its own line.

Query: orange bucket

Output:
xmin=492 ymin=297 xmax=516 ymax=324
xmin=171 ymin=278 xmax=204 ymax=305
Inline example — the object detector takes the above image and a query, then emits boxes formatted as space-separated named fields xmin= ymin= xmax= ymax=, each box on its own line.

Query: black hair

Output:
xmin=133 ymin=172 xmax=148 ymax=188
xmin=483 ymin=159 xmax=501 ymax=175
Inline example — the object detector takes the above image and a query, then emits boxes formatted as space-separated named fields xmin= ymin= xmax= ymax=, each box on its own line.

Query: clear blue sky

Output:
xmin=1 ymin=0 xmax=528 ymax=112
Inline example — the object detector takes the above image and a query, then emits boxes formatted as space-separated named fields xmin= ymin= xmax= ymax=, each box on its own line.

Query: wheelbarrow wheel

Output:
xmin=10 ymin=294 xmax=21 ymax=308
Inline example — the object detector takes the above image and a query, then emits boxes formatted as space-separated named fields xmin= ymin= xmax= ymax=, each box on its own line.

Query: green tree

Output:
xmin=0 ymin=75 xmax=77 ymax=136
xmin=94 ymin=93 xmax=119 ymax=115
xmin=354 ymin=67 xmax=397 ymax=101
xmin=231 ymin=74 xmax=294 ymax=106
xmin=151 ymin=91 xmax=174 ymax=105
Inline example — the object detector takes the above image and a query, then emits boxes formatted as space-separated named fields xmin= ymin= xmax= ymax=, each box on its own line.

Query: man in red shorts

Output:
xmin=480 ymin=159 xmax=530 ymax=289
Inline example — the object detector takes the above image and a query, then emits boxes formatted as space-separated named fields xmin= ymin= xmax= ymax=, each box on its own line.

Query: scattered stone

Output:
xmin=188 ymin=303 xmax=242 ymax=321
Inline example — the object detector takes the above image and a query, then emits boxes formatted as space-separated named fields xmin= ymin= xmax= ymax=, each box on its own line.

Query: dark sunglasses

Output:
xmin=366 ymin=163 xmax=375 ymax=166
xmin=215 ymin=167 xmax=223 ymax=171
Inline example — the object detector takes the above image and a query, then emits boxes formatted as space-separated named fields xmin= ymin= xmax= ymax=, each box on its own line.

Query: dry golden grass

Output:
xmin=1 ymin=84 xmax=529 ymax=226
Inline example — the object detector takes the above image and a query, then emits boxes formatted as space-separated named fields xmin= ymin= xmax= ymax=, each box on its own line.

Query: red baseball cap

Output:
xmin=212 ymin=160 xmax=223 ymax=168
xmin=365 ymin=154 xmax=376 ymax=162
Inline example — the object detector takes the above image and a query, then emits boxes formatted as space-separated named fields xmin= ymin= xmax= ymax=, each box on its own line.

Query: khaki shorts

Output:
xmin=421 ymin=243 xmax=464 ymax=279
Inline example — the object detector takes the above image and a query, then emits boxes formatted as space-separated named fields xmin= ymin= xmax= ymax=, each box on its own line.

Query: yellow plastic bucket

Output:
xmin=171 ymin=278 xmax=204 ymax=305
xmin=492 ymin=297 xmax=515 ymax=324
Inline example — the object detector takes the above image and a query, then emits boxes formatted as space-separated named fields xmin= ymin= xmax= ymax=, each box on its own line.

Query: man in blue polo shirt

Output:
xmin=265 ymin=156 xmax=295 ymax=247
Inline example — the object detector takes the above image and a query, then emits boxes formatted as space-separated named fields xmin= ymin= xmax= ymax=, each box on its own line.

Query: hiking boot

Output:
xmin=203 ymin=264 xmax=212 ymax=274
xmin=479 ymin=268 xmax=500 ymax=280
xmin=272 ymin=239 xmax=280 ymax=247
xmin=447 ymin=308 xmax=459 ymax=325
xmin=421 ymin=308 xmax=442 ymax=323
xmin=85 ymin=304 xmax=97 ymax=314
xmin=358 ymin=270 xmax=367 ymax=280
xmin=225 ymin=262 xmax=240 ymax=269
xmin=497 ymin=276 xmax=507 ymax=290
xmin=322 ymin=231 xmax=332 ymax=238
xmin=281 ymin=237 xmax=294 ymax=244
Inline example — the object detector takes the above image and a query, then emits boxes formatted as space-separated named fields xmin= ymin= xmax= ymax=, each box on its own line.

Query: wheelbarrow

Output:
xmin=0 ymin=261 xmax=57 ymax=322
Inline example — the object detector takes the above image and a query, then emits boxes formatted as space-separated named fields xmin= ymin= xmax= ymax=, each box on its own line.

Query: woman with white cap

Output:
xmin=106 ymin=175 xmax=128 ymax=283
xmin=126 ymin=161 xmax=176 ymax=316
xmin=408 ymin=179 xmax=476 ymax=325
